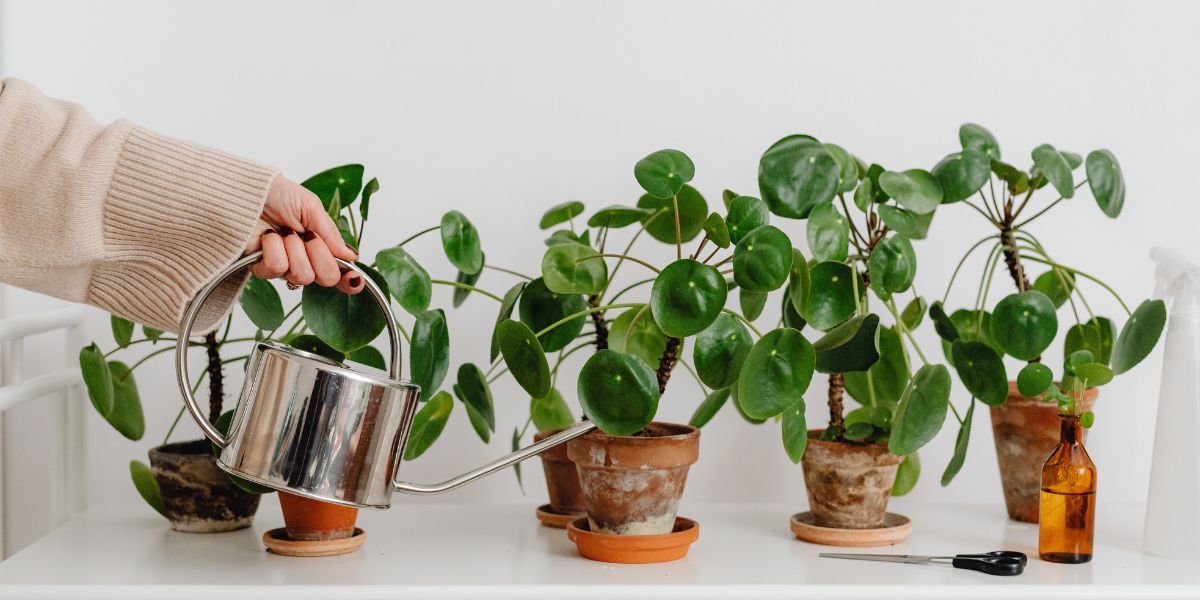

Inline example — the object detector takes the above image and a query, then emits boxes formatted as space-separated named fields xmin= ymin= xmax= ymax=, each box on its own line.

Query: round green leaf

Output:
xmin=440 ymin=210 xmax=483 ymax=275
xmin=142 ymin=326 xmax=163 ymax=343
xmin=806 ymin=202 xmax=849 ymax=262
xmin=929 ymin=301 xmax=959 ymax=342
xmin=888 ymin=364 xmax=951 ymax=456
xmin=725 ymin=195 xmax=769 ymax=245
xmin=901 ymin=297 xmax=926 ymax=330
xmin=455 ymin=363 xmax=495 ymax=432
xmin=892 ymin=453 xmax=920 ymax=497
xmin=411 ymin=309 xmax=450 ymax=401
xmin=545 ymin=229 xmax=588 ymax=247
xmin=932 ymin=149 xmax=991 ymax=203
xmin=490 ymin=282 xmax=526 ymax=362
xmin=360 ymin=177 xmax=379 ymax=220
xmin=239 ymin=278 xmax=284 ymax=330
xmin=814 ymin=314 xmax=881 ymax=374
xmin=301 ymin=263 xmax=389 ymax=353
xmin=787 ymin=248 xmax=810 ymax=317
xmin=868 ymin=234 xmax=917 ymax=296
xmin=287 ymin=334 xmax=345 ymax=362
xmin=578 ymin=350 xmax=660 ymax=436
xmin=703 ymin=212 xmax=731 ymax=249
xmin=733 ymin=225 xmax=793 ymax=292
xmin=497 ymin=319 xmax=551 ymax=399
xmin=824 ymin=143 xmax=859 ymax=195
xmin=845 ymin=325 xmax=909 ymax=406
xmin=111 ymin=316 xmax=134 ymax=348
xmin=531 ymin=388 xmax=575 ymax=432
xmin=542 ymin=242 xmax=607 ymax=295
xmin=689 ymin=388 xmax=729 ymax=429
xmin=539 ymin=201 xmax=585 ymax=229
xmin=1112 ymin=299 xmax=1167 ymax=374
xmin=347 ymin=345 xmax=386 ymax=370
xmin=1087 ymin=149 xmax=1125 ymax=218
xmin=941 ymin=400 xmax=974 ymax=486
xmin=104 ymin=361 xmax=144 ymax=441
xmin=1031 ymin=144 xmax=1075 ymax=199
xmin=805 ymin=261 xmax=860 ymax=331
xmin=129 ymin=460 xmax=165 ymax=517
xmin=990 ymin=291 xmax=1058 ymax=360
xmin=634 ymin=149 xmax=695 ymax=199
xmin=1033 ymin=269 xmax=1075 ymax=309
xmin=959 ymin=123 xmax=1000 ymax=160
xmin=992 ymin=160 xmax=1029 ymax=196
xmin=950 ymin=340 xmax=1008 ymax=406
xmin=693 ymin=313 xmax=753 ymax=390
xmin=375 ymin=247 xmax=432 ymax=315
xmin=1081 ymin=410 xmax=1095 ymax=428
xmin=637 ymin=185 xmax=708 ymax=244
xmin=457 ymin=383 xmax=490 ymax=444
xmin=451 ymin=262 xmax=482 ymax=308
xmin=1074 ymin=362 xmax=1114 ymax=387
xmin=876 ymin=204 xmax=916 ymax=237
xmin=1065 ymin=316 xmax=1116 ymax=366
xmin=740 ymin=288 xmax=767 ymax=322
xmin=1017 ymin=363 xmax=1053 ymax=397
xmin=939 ymin=309 xmax=999 ymax=365
xmin=737 ymin=328 xmax=816 ymax=420
xmin=518 ymin=278 xmax=587 ymax=352
xmin=587 ymin=205 xmax=654 ymax=229
xmin=650 ymin=260 xmax=727 ymax=338
xmin=609 ymin=306 xmax=672 ymax=369
xmin=302 ymin=164 xmax=364 ymax=209
xmin=404 ymin=391 xmax=453 ymax=460
xmin=878 ymin=170 xmax=943 ymax=215
xmin=79 ymin=342 xmax=114 ymax=416
xmin=757 ymin=135 xmax=840 ymax=218
xmin=782 ymin=401 xmax=808 ymax=464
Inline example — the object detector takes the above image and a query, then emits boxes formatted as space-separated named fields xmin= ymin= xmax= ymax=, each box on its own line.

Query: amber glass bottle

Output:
xmin=1039 ymin=414 xmax=1097 ymax=563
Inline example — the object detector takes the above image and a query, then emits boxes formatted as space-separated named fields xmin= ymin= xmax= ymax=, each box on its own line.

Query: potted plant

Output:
xmin=752 ymin=134 xmax=952 ymax=540
xmin=79 ymin=164 xmax=500 ymax=538
xmin=928 ymin=124 xmax=1165 ymax=521
xmin=489 ymin=149 xmax=814 ymax=562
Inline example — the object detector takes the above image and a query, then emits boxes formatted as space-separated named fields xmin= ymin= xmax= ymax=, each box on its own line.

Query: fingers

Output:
xmin=250 ymin=231 xmax=288 ymax=279
xmin=336 ymin=270 xmax=365 ymax=295
xmin=300 ymin=231 xmax=341 ymax=287
xmin=300 ymin=194 xmax=358 ymax=262
xmin=280 ymin=229 xmax=315 ymax=286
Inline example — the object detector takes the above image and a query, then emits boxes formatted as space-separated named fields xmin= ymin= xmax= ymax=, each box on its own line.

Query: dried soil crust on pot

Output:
xmin=534 ymin=428 xmax=587 ymax=517
xmin=148 ymin=440 xmax=260 ymax=533
xmin=567 ymin=422 xmax=699 ymax=536
xmin=990 ymin=382 xmax=1097 ymax=523
xmin=801 ymin=432 xmax=902 ymax=529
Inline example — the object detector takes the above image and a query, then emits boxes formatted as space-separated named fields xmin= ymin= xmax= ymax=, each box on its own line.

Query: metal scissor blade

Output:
xmin=819 ymin=553 xmax=934 ymax=565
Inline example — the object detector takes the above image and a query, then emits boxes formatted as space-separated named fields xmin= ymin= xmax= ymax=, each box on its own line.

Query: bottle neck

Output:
xmin=1059 ymin=415 xmax=1082 ymax=445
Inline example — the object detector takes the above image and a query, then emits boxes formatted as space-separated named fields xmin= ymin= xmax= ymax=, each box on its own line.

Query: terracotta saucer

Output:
xmin=262 ymin=527 xmax=366 ymax=557
xmin=790 ymin=512 xmax=911 ymax=547
xmin=567 ymin=516 xmax=698 ymax=564
xmin=536 ymin=504 xmax=586 ymax=529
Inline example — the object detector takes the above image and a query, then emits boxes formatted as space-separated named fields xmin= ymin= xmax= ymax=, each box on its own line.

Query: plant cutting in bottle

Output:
xmin=931 ymin=124 xmax=1166 ymax=487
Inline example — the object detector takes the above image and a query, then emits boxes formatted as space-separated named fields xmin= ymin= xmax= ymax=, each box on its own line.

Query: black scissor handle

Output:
xmin=951 ymin=555 xmax=1025 ymax=576
xmin=957 ymin=551 xmax=1028 ymax=567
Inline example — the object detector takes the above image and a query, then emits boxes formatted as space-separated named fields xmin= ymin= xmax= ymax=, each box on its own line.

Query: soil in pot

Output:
xmin=990 ymin=382 xmax=1097 ymax=523
xmin=534 ymin=428 xmax=587 ymax=517
xmin=278 ymin=492 xmax=359 ymax=541
xmin=566 ymin=422 xmax=699 ymax=536
xmin=801 ymin=431 xmax=903 ymax=529
xmin=148 ymin=440 xmax=261 ymax=533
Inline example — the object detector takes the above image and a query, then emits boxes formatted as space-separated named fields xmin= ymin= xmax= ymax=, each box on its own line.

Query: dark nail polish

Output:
xmin=276 ymin=227 xmax=294 ymax=237
xmin=299 ymin=230 xmax=317 ymax=242
xmin=349 ymin=276 xmax=362 ymax=287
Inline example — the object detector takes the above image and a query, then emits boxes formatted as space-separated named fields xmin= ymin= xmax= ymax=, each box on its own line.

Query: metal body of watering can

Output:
xmin=176 ymin=252 xmax=595 ymax=509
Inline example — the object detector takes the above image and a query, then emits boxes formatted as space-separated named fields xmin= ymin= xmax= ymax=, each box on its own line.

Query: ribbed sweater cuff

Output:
xmin=89 ymin=126 xmax=277 ymax=334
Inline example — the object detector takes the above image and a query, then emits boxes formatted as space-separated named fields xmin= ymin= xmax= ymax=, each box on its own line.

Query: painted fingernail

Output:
xmin=276 ymin=227 xmax=295 ymax=237
xmin=299 ymin=230 xmax=317 ymax=242
xmin=349 ymin=276 xmax=362 ymax=287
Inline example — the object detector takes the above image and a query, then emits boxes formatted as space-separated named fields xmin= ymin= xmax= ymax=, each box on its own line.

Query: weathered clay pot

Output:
xmin=567 ymin=422 xmax=699 ymax=536
xmin=535 ymin=428 xmax=586 ymax=514
xmin=990 ymin=382 xmax=1097 ymax=522
xmin=277 ymin=491 xmax=358 ymax=541
xmin=148 ymin=440 xmax=261 ymax=533
xmin=801 ymin=432 xmax=903 ymax=529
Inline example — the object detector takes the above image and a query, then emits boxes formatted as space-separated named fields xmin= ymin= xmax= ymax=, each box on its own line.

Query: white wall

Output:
xmin=0 ymin=0 xmax=1195 ymax=546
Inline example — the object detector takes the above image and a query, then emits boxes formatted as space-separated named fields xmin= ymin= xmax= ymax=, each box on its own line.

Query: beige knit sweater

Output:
xmin=0 ymin=79 xmax=277 ymax=333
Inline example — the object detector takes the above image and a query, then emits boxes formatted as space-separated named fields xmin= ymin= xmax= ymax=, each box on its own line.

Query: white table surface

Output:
xmin=0 ymin=499 xmax=1197 ymax=599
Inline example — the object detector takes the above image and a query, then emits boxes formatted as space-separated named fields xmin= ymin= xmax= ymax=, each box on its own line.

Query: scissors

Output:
xmin=819 ymin=550 xmax=1027 ymax=576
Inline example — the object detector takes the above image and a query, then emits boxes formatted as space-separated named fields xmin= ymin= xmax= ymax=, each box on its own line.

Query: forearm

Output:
xmin=0 ymin=78 xmax=277 ymax=332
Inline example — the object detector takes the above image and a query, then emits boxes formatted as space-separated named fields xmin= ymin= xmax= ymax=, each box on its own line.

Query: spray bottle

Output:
xmin=1143 ymin=247 xmax=1200 ymax=557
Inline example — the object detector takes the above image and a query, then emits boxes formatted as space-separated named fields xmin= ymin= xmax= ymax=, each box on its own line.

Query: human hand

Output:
xmin=244 ymin=175 xmax=364 ymax=294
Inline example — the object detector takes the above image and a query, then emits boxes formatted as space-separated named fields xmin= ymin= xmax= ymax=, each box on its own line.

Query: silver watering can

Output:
xmin=175 ymin=252 xmax=595 ymax=509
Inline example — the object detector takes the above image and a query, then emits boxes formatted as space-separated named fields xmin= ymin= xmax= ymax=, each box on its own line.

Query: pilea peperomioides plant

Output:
xmin=928 ymin=124 xmax=1165 ymax=520
xmin=79 ymin=164 xmax=501 ymax=530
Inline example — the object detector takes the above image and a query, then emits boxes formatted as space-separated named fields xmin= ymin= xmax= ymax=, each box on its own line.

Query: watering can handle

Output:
xmin=175 ymin=251 xmax=403 ymax=448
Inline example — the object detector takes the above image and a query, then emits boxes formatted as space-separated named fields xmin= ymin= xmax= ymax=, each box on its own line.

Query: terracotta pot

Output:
xmin=990 ymin=382 xmax=1097 ymax=523
xmin=567 ymin=422 xmax=699 ymax=536
xmin=801 ymin=432 xmax=903 ymax=529
xmin=148 ymin=440 xmax=261 ymax=533
xmin=278 ymin=492 xmax=359 ymax=541
xmin=534 ymin=428 xmax=586 ymax=514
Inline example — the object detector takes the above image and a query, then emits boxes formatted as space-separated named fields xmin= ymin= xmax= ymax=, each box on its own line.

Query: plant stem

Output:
xmin=102 ymin=337 xmax=179 ymax=358
xmin=885 ymin=296 xmax=928 ymax=366
xmin=722 ymin=308 xmax=763 ymax=337
xmin=672 ymin=194 xmax=682 ymax=260
xmin=580 ymin=253 xmax=660 ymax=274
xmin=587 ymin=295 xmax=609 ymax=351
xmin=117 ymin=345 xmax=180 ymax=379
xmin=1019 ymin=255 xmax=1132 ymax=316
xmin=485 ymin=265 xmax=533 ymax=280
xmin=397 ymin=225 xmax=439 ymax=248
xmin=430 ymin=279 xmax=503 ymax=302
xmin=532 ymin=303 xmax=643 ymax=339
xmin=607 ymin=278 xmax=654 ymax=304
xmin=621 ymin=305 xmax=651 ymax=354
xmin=267 ymin=303 xmax=302 ymax=339
xmin=597 ymin=209 xmax=665 ymax=302
xmin=942 ymin=236 xmax=1001 ymax=303
xmin=827 ymin=372 xmax=845 ymax=436
xmin=655 ymin=337 xmax=681 ymax=394
xmin=204 ymin=333 xmax=223 ymax=423
xmin=999 ymin=227 xmax=1031 ymax=292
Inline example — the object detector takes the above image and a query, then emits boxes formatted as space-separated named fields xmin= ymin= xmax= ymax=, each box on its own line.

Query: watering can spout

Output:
xmin=392 ymin=420 xmax=596 ymax=495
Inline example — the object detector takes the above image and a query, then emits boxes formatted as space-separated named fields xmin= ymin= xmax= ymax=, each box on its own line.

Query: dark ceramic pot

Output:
xmin=148 ymin=440 xmax=261 ymax=532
